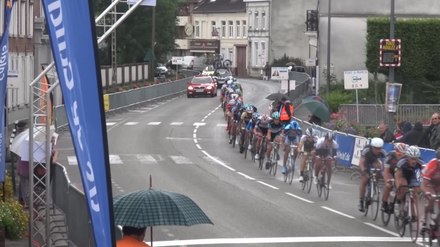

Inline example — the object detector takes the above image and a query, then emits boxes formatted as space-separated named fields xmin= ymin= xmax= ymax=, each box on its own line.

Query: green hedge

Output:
xmin=366 ymin=18 xmax=440 ymax=103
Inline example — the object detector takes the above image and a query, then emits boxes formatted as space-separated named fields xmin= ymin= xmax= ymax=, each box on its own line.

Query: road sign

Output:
xmin=343 ymin=70 xmax=369 ymax=90
xmin=172 ymin=56 xmax=184 ymax=65
xmin=379 ymin=39 xmax=401 ymax=67
xmin=306 ymin=58 xmax=316 ymax=67
xmin=271 ymin=67 xmax=289 ymax=80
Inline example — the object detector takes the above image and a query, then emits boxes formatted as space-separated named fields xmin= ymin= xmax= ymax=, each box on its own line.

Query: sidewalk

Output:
xmin=5 ymin=238 xmax=28 ymax=247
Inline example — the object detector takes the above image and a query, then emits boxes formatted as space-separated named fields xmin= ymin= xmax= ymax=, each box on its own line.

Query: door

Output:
xmin=235 ymin=45 xmax=247 ymax=77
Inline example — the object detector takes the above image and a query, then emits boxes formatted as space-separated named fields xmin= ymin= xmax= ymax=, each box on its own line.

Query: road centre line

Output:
xmin=321 ymin=206 xmax=355 ymax=219
xmin=285 ymin=192 xmax=314 ymax=204
xmin=195 ymin=144 xmax=202 ymax=150
xmin=201 ymin=150 xmax=235 ymax=172
xmin=152 ymin=236 xmax=414 ymax=246
xmin=363 ymin=222 xmax=400 ymax=237
xmin=256 ymin=181 xmax=279 ymax=190
xmin=236 ymin=172 xmax=255 ymax=180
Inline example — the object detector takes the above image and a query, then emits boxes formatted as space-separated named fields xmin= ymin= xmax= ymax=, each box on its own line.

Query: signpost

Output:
xmin=343 ymin=70 xmax=369 ymax=123
xmin=271 ymin=67 xmax=291 ymax=95
xmin=172 ymin=56 xmax=184 ymax=80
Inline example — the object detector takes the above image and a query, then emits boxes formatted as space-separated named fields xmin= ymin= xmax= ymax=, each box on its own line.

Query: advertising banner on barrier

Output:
xmin=421 ymin=148 xmax=436 ymax=163
xmin=351 ymin=137 xmax=369 ymax=166
xmin=42 ymin=0 xmax=115 ymax=246
xmin=335 ymin=134 xmax=355 ymax=167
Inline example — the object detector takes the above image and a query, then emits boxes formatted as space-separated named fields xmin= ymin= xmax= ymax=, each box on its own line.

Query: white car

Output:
xmin=202 ymin=65 xmax=215 ymax=76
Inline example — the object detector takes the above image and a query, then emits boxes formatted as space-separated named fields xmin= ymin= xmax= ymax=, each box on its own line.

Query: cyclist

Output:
xmin=314 ymin=132 xmax=339 ymax=188
xmin=298 ymin=128 xmax=317 ymax=182
xmin=421 ymin=148 xmax=440 ymax=230
xmin=247 ymin=111 xmax=260 ymax=151
xmin=253 ymin=114 xmax=270 ymax=160
xmin=394 ymin=145 xmax=423 ymax=217
xmin=265 ymin=112 xmax=284 ymax=169
xmin=382 ymin=142 xmax=408 ymax=213
xmin=239 ymin=104 xmax=255 ymax=153
xmin=281 ymin=120 xmax=302 ymax=174
xmin=358 ymin=137 xmax=386 ymax=212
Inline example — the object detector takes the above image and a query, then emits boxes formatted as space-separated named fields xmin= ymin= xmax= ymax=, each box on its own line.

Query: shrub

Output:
xmin=323 ymin=90 xmax=353 ymax=113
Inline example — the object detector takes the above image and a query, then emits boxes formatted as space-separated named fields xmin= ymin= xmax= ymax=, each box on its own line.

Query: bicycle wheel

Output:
xmin=409 ymin=196 xmax=419 ymax=242
xmin=323 ymin=166 xmax=331 ymax=201
xmin=223 ymin=59 xmax=232 ymax=68
xmin=395 ymin=201 xmax=407 ymax=237
xmin=306 ymin=159 xmax=314 ymax=193
xmin=364 ymin=184 xmax=371 ymax=217
xmin=370 ymin=182 xmax=380 ymax=220
xmin=381 ymin=190 xmax=395 ymax=226
xmin=288 ymin=155 xmax=295 ymax=184
xmin=316 ymin=170 xmax=323 ymax=198
xmin=243 ymin=133 xmax=249 ymax=159
xmin=269 ymin=150 xmax=277 ymax=176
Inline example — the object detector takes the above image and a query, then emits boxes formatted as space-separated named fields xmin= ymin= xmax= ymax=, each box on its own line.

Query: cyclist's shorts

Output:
xmin=257 ymin=127 xmax=268 ymax=136
xmin=270 ymin=132 xmax=281 ymax=142
xmin=408 ymin=178 xmax=421 ymax=187
xmin=284 ymin=136 xmax=298 ymax=146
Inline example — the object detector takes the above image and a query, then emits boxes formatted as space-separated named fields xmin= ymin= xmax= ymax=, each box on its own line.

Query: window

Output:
xmin=235 ymin=20 xmax=240 ymax=37
xmin=242 ymin=20 xmax=247 ymax=37
xmin=253 ymin=42 xmax=258 ymax=66
xmin=261 ymin=11 xmax=266 ymax=30
xmin=221 ymin=48 xmax=226 ymax=59
xmin=194 ymin=21 xmax=200 ymax=38
xmin=261 ymin=42 xmax=266 ymax=67
xmin=211 ymin=21 xmax=216 ymax=32
xmin=221 ymin=21 xmax=226 ymax=38
xmin=228 ymin=20 xmax=233 ymax=38
xmin=228 ymin=48 xmax=233 ymax=61
xmin=254 ymin=11 xmax=259 ymax=30
xmin=248 ymin=11 xmax=252 ymax=30
xmin=20 ymin=1 xmax=25 ymax=36
xmin=28 ymin=2 xmax=34 ymax=37
xmin=201 ymin=21 xmax=206 ymax=38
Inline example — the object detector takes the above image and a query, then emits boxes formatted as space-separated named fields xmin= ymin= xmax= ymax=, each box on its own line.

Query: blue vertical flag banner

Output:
xmin=42 ymin=0 xmax=115 ymax=246
xmin=0 ymin=0 xmax=15 ymax=182
xmin=334 ymin=133 xmax=355 ymax=167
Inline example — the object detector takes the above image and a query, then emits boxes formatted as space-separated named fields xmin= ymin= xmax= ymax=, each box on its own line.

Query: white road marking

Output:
xmin=170 ymin=156 xmax=193 ymax=165
xmin=363 ymin=222 xmax=400 ymax=237
xmin=165 ymin=137 xmax=193 ymax=141
xmin=124 ymin=122 xmax=138 ymax=126
xmin=196 ymin=144 xmax=202 ymax=150
xmin=321 ymin=206 xmax=355 ymax=219
xmin=193 ymin=122 xmax=206 ymax=126
xmin=152 ymin=236 xmax=413 ymax=246
xmin=256 ymin=181 xmax=279 ymax=190
xmin=109 ymin=155 xmax=123 ymax=165
xmin=216 ymin=123 xmax=227 ymax=127
xmin=236 ymin=172 xmax=255 ymax=180
xmin=67 ymin=156 xmax=78 ymax=165
xmin=147 ymin=122 xmax=161 ymax=125
xmin=128 ymin=110 xmax=146 ymax=113
xmin=285 ymin=192 xmax=314 ymax=204
xmin=136 ymin=154 xmax=158 ymax=165
xmin=201 ymin=150 xmax=235 ymax=171
xmin=106 ymin=122 xmax=117 ymax=126
xmin=170 ymin=122 xmax=184 ymax=126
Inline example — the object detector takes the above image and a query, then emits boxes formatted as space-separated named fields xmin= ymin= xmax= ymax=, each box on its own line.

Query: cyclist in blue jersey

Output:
xmin=281 ymin=120 xmax=302 ymax=174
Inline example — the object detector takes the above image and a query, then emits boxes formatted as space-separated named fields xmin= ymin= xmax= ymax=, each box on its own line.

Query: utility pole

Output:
xmin=388 ymin=0 xmax=395 ymax=132
xmin=150 ymin=6 xmax=156 ymax=81
xmin=326 ymin=0 xmax=331 ymax=94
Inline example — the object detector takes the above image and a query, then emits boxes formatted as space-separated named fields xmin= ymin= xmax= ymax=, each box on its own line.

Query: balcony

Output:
xmin=176 ymin=16 xmax=189 ymax=26
xmin=175 ymin=39 xmax=189 ymax=50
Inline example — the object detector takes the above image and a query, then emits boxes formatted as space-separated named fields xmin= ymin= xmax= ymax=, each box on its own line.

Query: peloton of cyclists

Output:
xmin=382 ymin=142 xmax=408 ymax=213
xmin=358 ymin=137 xmax=386 ymax=212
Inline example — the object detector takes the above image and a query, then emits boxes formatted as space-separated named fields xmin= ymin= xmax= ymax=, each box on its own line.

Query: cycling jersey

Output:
xmin=268 ymin=121 xmax=283 ymax=142
xmin=384 ymin=151 xmax=400 ymax=176
xmin=315 ymin=137 xmax=339 ymax=157
xmin=361 ymin=146 xmax=386 ymax=168
xmin=423 ymin=159 xmax=440 ymax=191
xmin=396 ymin=157 xmax=423 ymax=187
xmin=299 ymin=135 xmax=316 ymax=153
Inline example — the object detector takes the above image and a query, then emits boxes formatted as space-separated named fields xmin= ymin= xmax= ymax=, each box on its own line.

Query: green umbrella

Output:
xmin=113 ymin=188 xmax=213 ymax=228
xmin=296 ymin=98 xmax=330 ymax=122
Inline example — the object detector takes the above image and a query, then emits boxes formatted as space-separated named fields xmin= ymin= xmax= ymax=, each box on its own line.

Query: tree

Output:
xmin=94 ymin=0 xmax=182 ymax=65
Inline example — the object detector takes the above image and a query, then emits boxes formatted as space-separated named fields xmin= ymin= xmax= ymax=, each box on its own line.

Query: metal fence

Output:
xmin=339 ymin=104 xmax=440 ymax=126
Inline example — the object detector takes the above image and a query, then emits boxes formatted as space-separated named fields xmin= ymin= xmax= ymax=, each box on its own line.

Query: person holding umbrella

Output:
xmin=117 ymin=226 xmax=150 ymax=247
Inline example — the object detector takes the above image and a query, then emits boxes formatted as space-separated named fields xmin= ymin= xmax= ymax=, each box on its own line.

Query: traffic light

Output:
xmin=306 ymin=10 xmax=318 ymax=32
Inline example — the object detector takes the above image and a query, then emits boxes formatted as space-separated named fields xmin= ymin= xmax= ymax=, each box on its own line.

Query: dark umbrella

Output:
xmin=266 ymin=92 xmax=287 ymax=101
xmin=113 ymin=188 xmax=213 ymax=228
xmin=295 ymin=98 xmax=330 ymax=122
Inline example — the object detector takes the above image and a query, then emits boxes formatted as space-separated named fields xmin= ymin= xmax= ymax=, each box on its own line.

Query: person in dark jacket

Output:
xmin=401 ymin=122 xmax=425 ymax=146
xmin=378 ymin=122 xmax=395 ymax=143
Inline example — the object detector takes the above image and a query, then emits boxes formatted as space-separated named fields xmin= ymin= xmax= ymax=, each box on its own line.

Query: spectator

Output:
xmin=15 ymin=120 xmax=29 ymax=208
xmin=401 ymin=122 xmax=424 ymax=146
xmin=117 ymin=226 xmax=150 ymax=247
xmin=394 ymin=121 xmax=407 ymax=140
xmin=263 ymin=62 xmax=271 ymax=80
xmin=423 ymin=112 xmax=440 ymax=150
xmin=378 ymin=122 xmax=395 ymax=143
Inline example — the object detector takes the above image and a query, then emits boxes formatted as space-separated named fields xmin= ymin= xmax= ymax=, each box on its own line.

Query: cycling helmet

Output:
xmin=370 ymin=137 xmax=384 ymax=148
xmin=325 ymin=132 xmax=334 ymax=140
xmin=394 ymin=142 xmax=408 ymax=153
xmin=271 ymin=112 xmax=280 ymax=120
xmin=406 ymin=145 xmax=421 ymax=158
xmin=306 ymin=128 xmax=313 ymax=137
xmin=252 ymin=112 xmax=260 ymax=119
xmin=289 ymin=120 xmax=301 ymax=130
xmin=245 ymin=105 xmax=254 ymax=113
